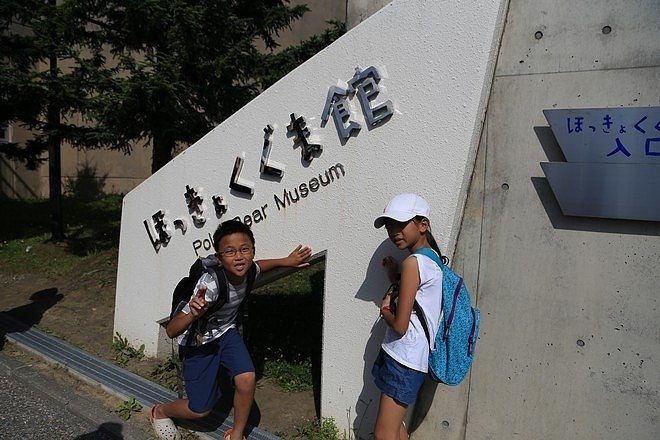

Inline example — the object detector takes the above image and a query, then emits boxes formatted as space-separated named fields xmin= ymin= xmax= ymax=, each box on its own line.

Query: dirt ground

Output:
xmin=0 ymin=256 xmax=317 ymax=439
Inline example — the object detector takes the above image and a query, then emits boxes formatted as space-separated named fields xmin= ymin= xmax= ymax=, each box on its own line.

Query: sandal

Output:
xmin=223 ymin=427 xmax=247 ymax=440
xmin=148 ymin=405 xmax=182 ymax=440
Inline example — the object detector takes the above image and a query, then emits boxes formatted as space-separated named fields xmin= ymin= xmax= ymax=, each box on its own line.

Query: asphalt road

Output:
xmin=0 ymin=349 xmax=153 ymax=440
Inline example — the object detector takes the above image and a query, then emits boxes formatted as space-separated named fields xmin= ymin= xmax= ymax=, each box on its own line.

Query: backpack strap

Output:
xmin=200 ymin=263 xmax=258 ymax=317
xmin=443 ymin=277 xmax=463 ymax=340
xmin=237 ymin=264 xmax=258 ymax=341
xmin=413 ymin=301 xmax=431 ymax=347
xmin=412 ymin=248 xmax=447 ymax=348
xmin=245 ymin=263 xmax=258 ymax=294
xmin=414 ymin=247 xmax=465 ymax=342
xmin=196 ymin=263 xmax=258 ymax=341
xmin=203 ymin=266 xmax=229 ymax=317
xmin=170 ymin=258 xmax=206 ymax=320
xmin=413 ymin=247 xmax=443 ymax=267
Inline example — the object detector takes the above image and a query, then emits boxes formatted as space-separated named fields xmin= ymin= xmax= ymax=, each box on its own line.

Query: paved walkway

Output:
xmin=0 ymin=349 xmax=147 ymax=439
xmin=0 ymin=312 xmax=280 ymax=440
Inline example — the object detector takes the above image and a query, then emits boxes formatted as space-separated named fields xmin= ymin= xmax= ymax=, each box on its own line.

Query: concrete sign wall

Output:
xmin=114 ymin=0 xmax=507 ymax=434
xmin=411 ymin=1 xmax=659 ymax=439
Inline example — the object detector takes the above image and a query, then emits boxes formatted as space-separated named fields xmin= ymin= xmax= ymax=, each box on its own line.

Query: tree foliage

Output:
xmin=0 ymin=0 xmax=345 ymax=173
xmin=0 ymin=0 xmax=91 ymax=169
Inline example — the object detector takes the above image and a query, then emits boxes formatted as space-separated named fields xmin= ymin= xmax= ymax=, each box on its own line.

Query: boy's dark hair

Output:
xmin=212 ymin=219 xmax=255 ymax=251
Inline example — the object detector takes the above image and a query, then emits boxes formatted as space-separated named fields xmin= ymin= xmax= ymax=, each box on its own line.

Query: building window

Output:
xmin=0 ymin=122 xmax=10 ymax=143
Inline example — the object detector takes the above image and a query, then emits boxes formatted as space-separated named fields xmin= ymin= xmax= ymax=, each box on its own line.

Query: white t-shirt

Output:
xmin=381 ymin=252 xmax=443 ymax=372
xmin=177 ymin=263 xmax=260 ymax=346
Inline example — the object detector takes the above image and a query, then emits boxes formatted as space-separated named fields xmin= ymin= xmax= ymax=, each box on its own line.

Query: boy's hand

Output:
xmin=382 ymin=256 xmax=399 ymax=283
xmin=286 ymin=244 xmax=312 ymax=267
xmin=188 ymin=285 xmax=208 ymax=319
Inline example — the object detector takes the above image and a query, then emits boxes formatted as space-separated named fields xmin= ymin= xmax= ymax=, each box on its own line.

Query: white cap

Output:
xmin=374 ymin=193 xmax=431 ymax=228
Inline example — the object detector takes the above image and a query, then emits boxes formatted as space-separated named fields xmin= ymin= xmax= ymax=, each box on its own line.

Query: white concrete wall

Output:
xmin=411 ymin=1 xmax=660 ymax=439
xmin=114 ymin=0 xmax=506 ymax=436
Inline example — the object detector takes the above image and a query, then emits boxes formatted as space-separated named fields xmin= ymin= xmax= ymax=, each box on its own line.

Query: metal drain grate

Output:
xmin=0 ymin=312 xmax=280 ymax=440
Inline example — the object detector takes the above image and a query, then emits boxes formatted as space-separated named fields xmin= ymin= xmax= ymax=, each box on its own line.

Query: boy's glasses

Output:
xmin=219 ymin=246 xmax=254 ymax=257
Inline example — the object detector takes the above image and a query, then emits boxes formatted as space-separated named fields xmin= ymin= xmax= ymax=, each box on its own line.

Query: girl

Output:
xmin=372 ymin=193 xmax=446 ymax=440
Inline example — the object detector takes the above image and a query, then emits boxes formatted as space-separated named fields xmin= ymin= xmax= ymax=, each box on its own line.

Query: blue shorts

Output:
xmin=180 ymin=327 xmax=255 ymax=413
xmin=372 ymin=349 xmax=426 ymax=405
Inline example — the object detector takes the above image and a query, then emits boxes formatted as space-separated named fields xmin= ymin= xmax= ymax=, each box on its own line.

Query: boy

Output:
xmin=149 ymin=219 xmax=312 ymax=440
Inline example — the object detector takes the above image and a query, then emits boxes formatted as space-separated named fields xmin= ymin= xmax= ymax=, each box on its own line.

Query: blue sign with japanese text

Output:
xmin=541 ymin=107 xmax=660 ymax=222
xmin=543 ymin=107 xmax=660 ymax=163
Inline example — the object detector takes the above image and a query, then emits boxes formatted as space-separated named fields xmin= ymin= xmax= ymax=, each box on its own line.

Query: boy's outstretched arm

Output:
xmin=256 ymin=244 xmax=312 ymax=273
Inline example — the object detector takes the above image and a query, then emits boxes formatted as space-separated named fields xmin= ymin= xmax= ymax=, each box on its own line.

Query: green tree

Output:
xmin=69 ymin=0 xmax=345 ymax=173
xmin=0 ymin=0 xmax=90 ymax=240
xmin=1 ymin=0 xmax=344 ymax=239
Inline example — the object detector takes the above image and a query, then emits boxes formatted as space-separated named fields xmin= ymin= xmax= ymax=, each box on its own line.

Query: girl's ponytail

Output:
xmin=418 ymin=216 xmax=449 ymax=265
xmin=426 ymin=231 xmax=449 ymax=265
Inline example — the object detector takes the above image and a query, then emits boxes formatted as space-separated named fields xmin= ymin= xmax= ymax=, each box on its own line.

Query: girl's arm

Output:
xmin=380 ymin=256 xmax=420 ymax=336
xmin=256 ymin=244 xmax=312 ymax=273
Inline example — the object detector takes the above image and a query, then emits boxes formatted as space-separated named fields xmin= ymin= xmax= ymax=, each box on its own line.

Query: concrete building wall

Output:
xmin=281 ymin=0 xmax=347 ymax=45
xmin=0 ymin=125 xmax=41 ymax=199
xmin=347 ymin=0 xmax=391 ymax=29
xmin=412 ymin=1 xmax=659 ymax=439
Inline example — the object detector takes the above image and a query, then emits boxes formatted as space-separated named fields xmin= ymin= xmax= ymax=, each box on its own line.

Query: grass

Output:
xmin=282 ymin=417 xmax=345 ymax=440
xmin=0 ymin=194 xmax=122 ymax=246
xmin=0 ymin=194 xmax=324 ymax=394
xmin=0 ymin=194 xmax=122 ymax=276
xmin=249 ymin=265 xmax=324 ymax=391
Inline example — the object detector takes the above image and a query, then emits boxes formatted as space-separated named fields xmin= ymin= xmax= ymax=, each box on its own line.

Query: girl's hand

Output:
xmin=286 ymin=244 xmax=312 ymax=267
xmin=380 ymin=291 xmax=392 ymax=310
xmin=382 ymin=256 xmax=399 ymax=283
xmin=188 ymin=285 xmax=208 ymax=319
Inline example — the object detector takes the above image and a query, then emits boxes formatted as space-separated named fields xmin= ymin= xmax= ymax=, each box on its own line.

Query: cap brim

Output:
xmin=374 ymin=216 xmax=388 ymax=228
xmin=373 ymin=212 xmax=416 ymax=228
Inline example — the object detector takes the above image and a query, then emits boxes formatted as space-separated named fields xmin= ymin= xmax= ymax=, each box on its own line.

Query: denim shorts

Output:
xmin=180 ymin=327 xmax=254 ymax=413
xmin=372 ymin=349 xmax=426 ymax=405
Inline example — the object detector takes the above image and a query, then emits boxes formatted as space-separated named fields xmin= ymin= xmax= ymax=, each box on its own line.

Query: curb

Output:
xmin=0 ymin=350 xmax=151 ymax=439
xmin=0 ymin=312 xmax=280 ymax=440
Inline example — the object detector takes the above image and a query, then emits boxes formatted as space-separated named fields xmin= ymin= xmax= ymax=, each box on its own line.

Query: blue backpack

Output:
xmin=412 ymin=248 xmax=480 ymax=385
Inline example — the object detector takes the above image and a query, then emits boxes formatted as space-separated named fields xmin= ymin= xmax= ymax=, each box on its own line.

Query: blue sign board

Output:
xmin=541 ymin=107 xmax=660 ymax=222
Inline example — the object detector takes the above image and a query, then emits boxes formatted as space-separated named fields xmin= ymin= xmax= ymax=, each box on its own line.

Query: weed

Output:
xmin=283 ymin=417 xmax=344 ymax=440
xmin=263 ymin=357 xmax=313 ymax=392
xmin=150 ymin=355 xmax=181 ymax=392
xmin=179 ymin=428 xmax=201 ymax=439
xmin=113 ymin=397 xmax=142 ymax=420
xmin=98 ymin=278 xmax=113 ymax=288
xmin=112 ymin=332 xmax=146 ymax=366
